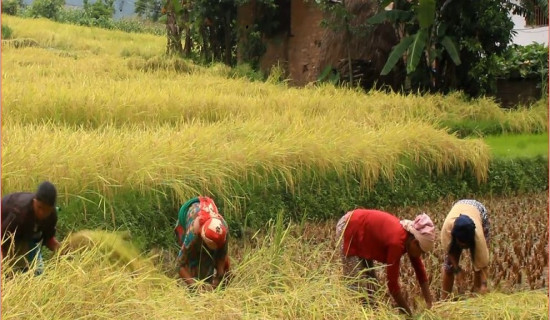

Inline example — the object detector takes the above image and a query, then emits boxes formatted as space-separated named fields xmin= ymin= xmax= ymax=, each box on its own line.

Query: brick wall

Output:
xmin=236 ymin=1 xmax=256 ymax=63
xmin=285 ymin=1 xmax=325 ymax=85
xmin=237 ymin=1 xmax=393 ymax=87
xmin=237 ymin=1 xmax=326 ymax=85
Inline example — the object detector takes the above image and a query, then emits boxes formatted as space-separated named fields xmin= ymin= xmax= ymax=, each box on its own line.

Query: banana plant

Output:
xmin=367 ymin=0 xmax=461 ymax=76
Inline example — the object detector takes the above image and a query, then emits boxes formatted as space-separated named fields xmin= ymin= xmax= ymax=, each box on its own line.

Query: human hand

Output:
xmin=211 ymin=275 xmax=223 ymax=289
xmin=471 ymin=284 xmax=488 ymax=296
xmin=198 ymin=283 xmax=214 ymax=293
xmin=426 ymin=300 xmax=433 ymax=310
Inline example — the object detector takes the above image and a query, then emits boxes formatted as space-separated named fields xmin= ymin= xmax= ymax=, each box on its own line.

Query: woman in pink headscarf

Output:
xmin=335 ymin=209 xmax=436 ymax=316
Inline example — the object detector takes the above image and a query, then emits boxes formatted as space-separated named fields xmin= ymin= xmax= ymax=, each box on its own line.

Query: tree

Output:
xmin=368 ymin=0 xmax=519 ymax=95
xmin=83 ymin=0 xmax=115 ymax=20
xmin=163 ymin=0 xmax=184 ymax=55
xmin=29 ymin=0 xmax=65 ymax=20
xmin=1 ymin=0 xmax=23 ymax=15
xmin=135 ymin=0 xmax=163 ymax=21
xmin=161 ymin=0 xmax=238 ymax=63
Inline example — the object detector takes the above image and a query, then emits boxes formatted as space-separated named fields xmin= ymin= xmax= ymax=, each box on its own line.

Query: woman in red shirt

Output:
xmin=335 ymin=209 xmax=436 ymax=315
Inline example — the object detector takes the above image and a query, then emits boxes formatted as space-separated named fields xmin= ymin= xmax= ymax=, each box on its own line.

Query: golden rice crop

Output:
xmin=1 ymin=119 xmax=490 ymax=207
xmin=2 ymin=16 xmax=547 ymax=133
xmin=1 ymin=229 xmax=400 ymax=320
xmin=1 ymin=15 xmax=547 ymax=319
xmin=420 ymin=291 xmax=549 ymax=320
xmin=2 ymin=15 xmax=495 ymax=206
xmin=1 ymin=16 xmax=165 ymax=57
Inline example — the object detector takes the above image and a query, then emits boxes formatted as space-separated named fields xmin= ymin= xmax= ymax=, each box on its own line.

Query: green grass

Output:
xmin=484 ymin=133 xmax=548 ymax=158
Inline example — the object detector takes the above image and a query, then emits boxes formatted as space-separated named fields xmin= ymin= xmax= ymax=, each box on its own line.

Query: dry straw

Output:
xmin=2 ymin=225 xmax=547 ymax=320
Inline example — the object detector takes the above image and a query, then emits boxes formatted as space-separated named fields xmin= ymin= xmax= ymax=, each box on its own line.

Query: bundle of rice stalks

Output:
xmin=2 ymin=227 xmax=548 ymax=320
xmin=62 ymin=229 xmax=157 ymax=274
xmin=1 ymin=38 xmax=39 ymax=49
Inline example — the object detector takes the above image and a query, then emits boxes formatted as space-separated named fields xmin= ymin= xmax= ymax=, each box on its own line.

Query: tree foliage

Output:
xmin=135 ymin=0 xmax=163 ymax=22
xmin=160 ymin=0 xmax=238 ymax=65
xmin=368 ymin=0 xmax=519 ymax=96
xmin=83 ymin=0 xmax=115 ymax=20
xmin=1 ymin=0 xmax=23 ymax=15
xmin=29 ymin=0 xmax=66 ymax=20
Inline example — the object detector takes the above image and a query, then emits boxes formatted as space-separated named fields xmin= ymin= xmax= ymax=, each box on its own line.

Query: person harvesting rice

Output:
xmin=440 ymin=199 xmax=491 ymax=299
xmin=174 ymin=196 xmax=230 ymax=290
xmin=1 ymin=181 xmax=61 ymax=275
xmin=335 ymin=209 xmax=436 ymax=316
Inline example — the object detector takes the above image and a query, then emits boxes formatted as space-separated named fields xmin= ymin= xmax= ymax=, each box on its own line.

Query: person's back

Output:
xmin=336 ymin=208 xmax=436 ymax=316
xmin=342 ymin=209 xmax=407 ymax=263
xmin=440 ymin=199 xmax=491 ymax=299
xmin=174 ymin=196 xmax=230 ymax=289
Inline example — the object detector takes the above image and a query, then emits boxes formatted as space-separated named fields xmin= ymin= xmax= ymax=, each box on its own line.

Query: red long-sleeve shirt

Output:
xmin=342 ymin=209 xmax=428 ymax=294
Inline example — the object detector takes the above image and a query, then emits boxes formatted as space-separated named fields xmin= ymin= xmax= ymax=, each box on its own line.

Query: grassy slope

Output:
xmin=485 ymin=133 xmax=549 ymax=158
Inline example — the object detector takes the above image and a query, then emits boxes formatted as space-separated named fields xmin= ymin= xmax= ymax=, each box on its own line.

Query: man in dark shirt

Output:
xmin=1 ymin=181 xmax=61 ymax=275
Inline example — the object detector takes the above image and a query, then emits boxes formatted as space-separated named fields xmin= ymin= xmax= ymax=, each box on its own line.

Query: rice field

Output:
xmin=1 ymin=193 xmax=548 ymax=319
xmin=1 ymin=14 xmax=548 ymax=319
xmin=2 ymin=15 xmax=546 ymax=204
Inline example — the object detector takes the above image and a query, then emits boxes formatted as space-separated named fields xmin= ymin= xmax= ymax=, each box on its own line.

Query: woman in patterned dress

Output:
xmin=174 ymin=196 xmax=230 ymax=289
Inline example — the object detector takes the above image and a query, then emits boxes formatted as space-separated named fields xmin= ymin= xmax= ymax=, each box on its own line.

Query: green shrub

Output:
xmin=49 ymin=7 xmax=164 ymax=35
xmin=29 ymin=0 xmax=65 ymax=20
xmin=228 ymin=63 xmax=265 ymax=82
xmin=494 ymin=43 xmax=549 ymax=97
xmin=1 ymin=0 xmax=22 ymax=15
xmin=239 ymin=25 xmax=265 ymax=70
xmin=83 ymin=0 xmax=114 ymax=20
xmin=495 ymin=43 xmax=549 ymax=80
xmin=1 ymin=24 xmax=14 ymax=40
xmin=54 ymin=156 xmax=548 ymax=250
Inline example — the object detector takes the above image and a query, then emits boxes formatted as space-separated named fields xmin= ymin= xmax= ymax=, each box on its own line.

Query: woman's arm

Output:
xmin=420 ymin=280 xmax=433 ymax=309
xmin=211 ymin=257 xmax=227 ymax=288
xmin=178 ymin=266 xmax=197 ymax=286
xmin=386 ymin=260 xmax=412 ymax=315
xmin=390 ymin=290 xmax=412 ymax=316
xmin=408 ymin=255 xmax=431 ymax=308
xmin=473 ymin=267 xmax=488 ymax=294
xmin=177 ymin=237 xmax=197 ymax=286
xmin=441 ymin=252 xmax=461 ymax=300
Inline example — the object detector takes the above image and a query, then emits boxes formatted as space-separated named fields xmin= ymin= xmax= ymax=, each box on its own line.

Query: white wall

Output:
xmin=511 ymin=14 xmax=549 ymax=45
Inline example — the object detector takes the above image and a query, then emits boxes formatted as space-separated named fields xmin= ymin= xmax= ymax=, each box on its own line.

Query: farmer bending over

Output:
xmin=335 ymin=209 xmax=436 ymax=316
xmin=174 ymin=196 xmax=229 ymax=290
xmin=1 ymin=181 xmax=61 ymax=275
xmin=440 ymin=199 xmax=490 ymax=299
